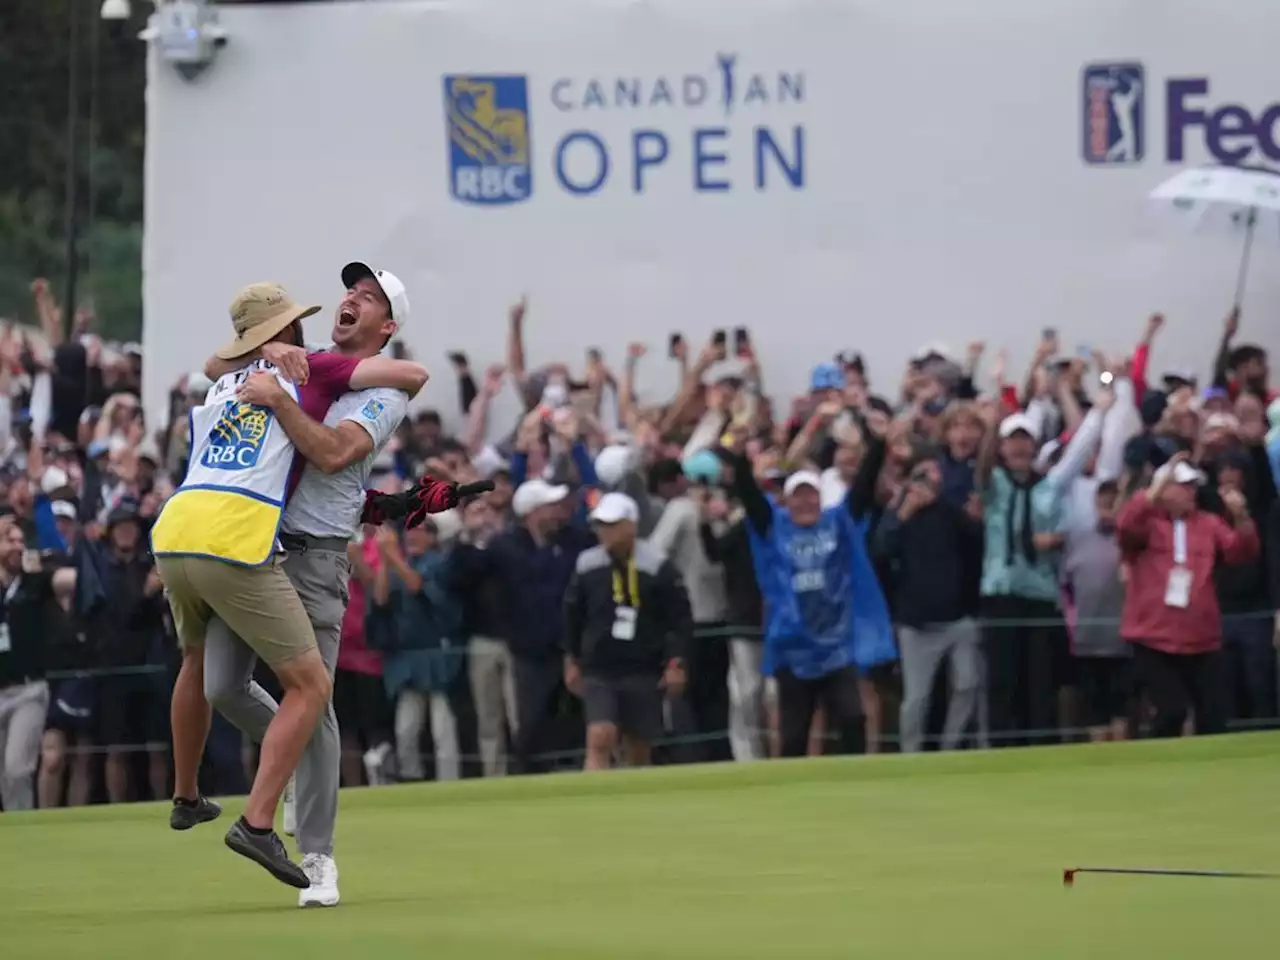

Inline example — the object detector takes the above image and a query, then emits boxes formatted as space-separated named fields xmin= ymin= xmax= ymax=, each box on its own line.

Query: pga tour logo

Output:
xmin=1082 ymin=63 xmax=1144 ymax=164
xmin=1082 ymin=61 xmax=1280 ymax=166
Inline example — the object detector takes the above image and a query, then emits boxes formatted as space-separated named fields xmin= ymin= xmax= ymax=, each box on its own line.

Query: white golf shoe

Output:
xmin=298 ymin=853 xmax=340 ymax=908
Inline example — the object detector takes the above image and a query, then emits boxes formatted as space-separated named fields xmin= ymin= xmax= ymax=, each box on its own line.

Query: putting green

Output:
xmin=3 ymin=734 xmax=1278 ymax=959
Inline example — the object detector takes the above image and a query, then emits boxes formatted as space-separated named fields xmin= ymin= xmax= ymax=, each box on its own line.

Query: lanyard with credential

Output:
xmin=1172 ymin=519 xmax=1187 ymax=566
xmin=611 ymin=556 xmax=640 ymax=610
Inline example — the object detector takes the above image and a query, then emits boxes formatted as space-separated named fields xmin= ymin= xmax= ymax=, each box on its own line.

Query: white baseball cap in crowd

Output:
xmin=51 ymin=500 xmax=78 ymax=521
xmin=594 ymin=444 xmax=636 ymax=488
xmin=511 ymin=478 xmax=569 ymax=518
xmin=1155 ymin=460 xmax=1205 ymax=487
xmin=341 ymin=262 xmax=411 ymax=328
xmin=186 ymin=372 xmax=213 ymax=396
xmin=41 ymin=466 xmax=70 ymax=495
xmin=783 ymin=470 xmax=822 ymax=497
xmin=998 ymin=412 xmax=1039 ymax=440
xmin=589 ymin=491 xmax=640 ymax=525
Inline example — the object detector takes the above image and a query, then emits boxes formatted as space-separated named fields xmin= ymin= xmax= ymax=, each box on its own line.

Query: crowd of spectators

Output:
xmin=1 ymin=282 xmax=1279 ymax=810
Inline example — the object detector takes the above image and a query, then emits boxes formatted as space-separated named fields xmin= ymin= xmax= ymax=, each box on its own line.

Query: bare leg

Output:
xmin=38 ymin=729 xmax=67 ymax=808
xmin=620 ymin=736 xmax=651 ymax=768
xmin=171 ymin=646 xmax=211 ymax=800
xmin=105 ymin=750 xmax=129 ymax=803
xmin=68 ymin=747 xmax=92 ymax=806
xmin=148 ymin=749 xmax=169 ymax=800
xmin=584 ymin=722 xmax=617 ymax=771
xmin=858 ymin=677 xmax=882 ymax=755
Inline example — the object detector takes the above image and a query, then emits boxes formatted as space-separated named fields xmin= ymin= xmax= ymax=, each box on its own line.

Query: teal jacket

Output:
xmin=980 ymin=407 xmax=1104 ymax=603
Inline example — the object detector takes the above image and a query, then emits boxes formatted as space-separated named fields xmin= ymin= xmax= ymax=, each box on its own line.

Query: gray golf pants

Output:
xmin=897 ymin=618 xmax=984 ymax=753
xmin=203 ymin=543 xmax=350 ymax=857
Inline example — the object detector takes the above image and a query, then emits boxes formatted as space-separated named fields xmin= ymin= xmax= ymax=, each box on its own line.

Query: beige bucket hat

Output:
xmin=216 ymin=282 xmax=322 ymax=360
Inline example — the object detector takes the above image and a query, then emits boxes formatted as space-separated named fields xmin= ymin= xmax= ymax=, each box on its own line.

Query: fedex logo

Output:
xmin=1167 ymin=78 xmax=1280 ymax=165
xmin=1082 ymin=63 xmax=1280 ymax=166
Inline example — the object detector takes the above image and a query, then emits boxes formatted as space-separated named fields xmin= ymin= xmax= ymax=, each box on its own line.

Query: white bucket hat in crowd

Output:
xmin=341 ymin=262 xmax=411 ymax=328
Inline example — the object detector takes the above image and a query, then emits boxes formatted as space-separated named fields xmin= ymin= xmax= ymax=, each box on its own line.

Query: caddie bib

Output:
xmin=151 ymin=360 xmax=298 ymax=566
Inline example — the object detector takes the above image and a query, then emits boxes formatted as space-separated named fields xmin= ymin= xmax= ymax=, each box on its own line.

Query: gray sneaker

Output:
xmin=170 ymin=796 xmax=222 ymax=831
xmin=224 ymin=817 xmax=311 ymax=889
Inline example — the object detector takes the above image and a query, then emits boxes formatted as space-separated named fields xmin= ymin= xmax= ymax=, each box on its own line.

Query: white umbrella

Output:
xmin=1149 ymin=164 xmax=1280 ymax=307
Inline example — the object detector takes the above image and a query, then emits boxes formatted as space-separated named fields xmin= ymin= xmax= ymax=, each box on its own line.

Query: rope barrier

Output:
xmin=42 ymin=715 xmax=1280 ymax=760
xmin=39 ymin=606 xmax=1278 ymax=681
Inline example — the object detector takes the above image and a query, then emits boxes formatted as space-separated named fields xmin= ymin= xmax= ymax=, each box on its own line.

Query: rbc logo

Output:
xmin=444 ymin=75 xmax=532 ymax=205
xmin=445 ymin=56 xmax=805 ymax=201
xmin=1081 ymin=62 xmax=1145 ymax=165
xmin=203 ymin=402 xmax=271 ymax=471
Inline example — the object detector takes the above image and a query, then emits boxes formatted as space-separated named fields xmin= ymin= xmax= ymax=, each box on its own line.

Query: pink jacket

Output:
xmin=1117 ymin=492 xmax=1260 ymax=655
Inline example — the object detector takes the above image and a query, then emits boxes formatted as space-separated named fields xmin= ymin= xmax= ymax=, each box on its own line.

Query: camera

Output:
xmin=120 ymin=0 xmax=230 ymax=77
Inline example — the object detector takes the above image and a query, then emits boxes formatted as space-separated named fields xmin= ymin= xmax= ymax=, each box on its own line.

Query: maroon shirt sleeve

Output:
xmin=283 ymin=352 xmax=363 ymax=501
xmin=295 ymin=352 xmax=360 ymax=421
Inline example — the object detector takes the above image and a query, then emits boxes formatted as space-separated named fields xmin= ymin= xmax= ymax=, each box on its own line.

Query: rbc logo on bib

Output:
xmin=203 ymin=402 xmax=271 ymax=471
xmin=444 ymin=75 xmax=532 ymax=205
xmin=1081 ymin=62 xmax=1145 ymax=165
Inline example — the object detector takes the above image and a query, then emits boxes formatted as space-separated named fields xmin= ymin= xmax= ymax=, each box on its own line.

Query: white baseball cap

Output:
xmin=783 ymin=470 xmax=822 ymax=497
xmin=51 ymin=500 xmax=78 ymax=521
xmin=186 ymin=372 xmax=213 ymax=396
xmin=998 ymin=412 xmax=1039 ymax=440
xmin=594 ymin=445 xmax=636 ymax=488
xmin=41 ymin=466 xmax=70 ymax=495
xmin=1155 ymin=460 xmax=1205 ymax=487
xmin=590 ymin=492 xmax=640 ymax=525
xmin=511 ymin=479 xmax=569 ymax=518
xmin=341 ymin=262 xmax=410 ymax=328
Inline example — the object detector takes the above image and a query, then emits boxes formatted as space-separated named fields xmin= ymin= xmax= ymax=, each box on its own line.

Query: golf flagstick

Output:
xmin=1064 ymin=866 xmax=1280 ymax=886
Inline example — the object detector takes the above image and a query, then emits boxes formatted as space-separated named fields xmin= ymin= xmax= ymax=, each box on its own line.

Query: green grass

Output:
xmin=4 ymin=735 xmax=1280 ymax=959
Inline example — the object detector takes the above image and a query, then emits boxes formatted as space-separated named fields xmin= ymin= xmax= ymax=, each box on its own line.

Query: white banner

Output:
xmin=143 ymin=0 xmax=1280 ymax=420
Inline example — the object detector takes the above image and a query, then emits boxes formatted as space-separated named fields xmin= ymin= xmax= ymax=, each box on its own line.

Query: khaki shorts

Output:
xmin=156 ymin=554 xmax=316 ymax=666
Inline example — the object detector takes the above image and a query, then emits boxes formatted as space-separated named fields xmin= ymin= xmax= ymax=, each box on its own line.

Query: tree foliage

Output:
xmin=0 ymin=0 xmax=147 ymax=339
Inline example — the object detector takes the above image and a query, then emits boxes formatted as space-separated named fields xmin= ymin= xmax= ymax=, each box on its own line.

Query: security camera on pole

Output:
xmin=100 ymin=0 xmax=229 ymax=80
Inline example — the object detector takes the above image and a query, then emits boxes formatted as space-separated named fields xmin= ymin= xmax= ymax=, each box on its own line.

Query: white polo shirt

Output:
xmin=281 ymin=386 xmax=409 ymax=538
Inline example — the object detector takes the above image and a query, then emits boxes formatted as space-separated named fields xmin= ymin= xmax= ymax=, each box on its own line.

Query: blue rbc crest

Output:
xmin=444 ymin=75 xmax=532 ymax=204
xmin=1082 ymin=62 xmax=1145 ymax=165
xmin=202 ymin=402 xmax=271 ymax=471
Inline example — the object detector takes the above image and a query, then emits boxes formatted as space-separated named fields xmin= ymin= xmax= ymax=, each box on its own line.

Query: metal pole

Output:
xmin=87 ymin=1 xmax=99 ymax=299
xmin=62 ymin=0 xmax=81 ymax=339
xmin=1232 ymin=207 xmax=1257 ymax=310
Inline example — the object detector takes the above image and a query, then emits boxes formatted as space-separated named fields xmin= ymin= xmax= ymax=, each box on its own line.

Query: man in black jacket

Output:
xmin=563 ymin=493 xmax=692 ymax=770
xmin=90 ymin=501 xmax=168 ymax=803
xmin=873 ymin=452 xmax=985 ymax=752
xmin=452 ymin=478 xmax=594 ymax=774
